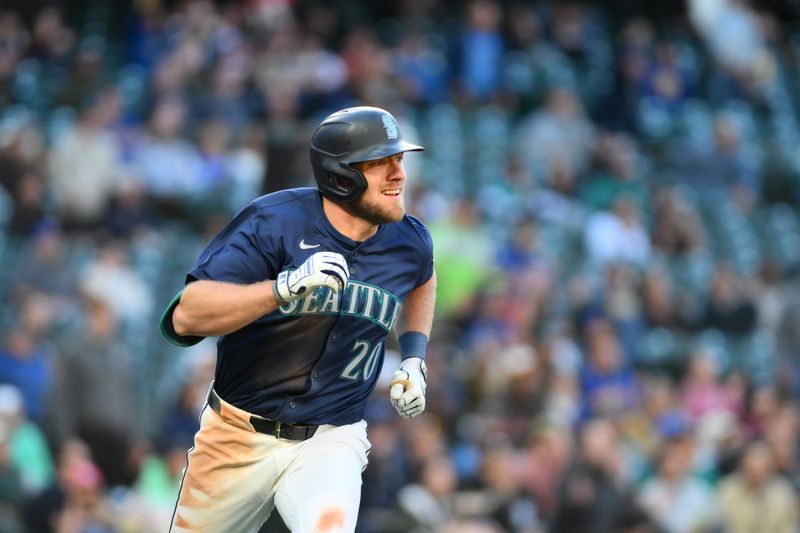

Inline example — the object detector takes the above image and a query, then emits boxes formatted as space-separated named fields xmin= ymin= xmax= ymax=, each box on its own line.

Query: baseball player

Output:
xmin=160 ymin=106 xmax=435 ymax=532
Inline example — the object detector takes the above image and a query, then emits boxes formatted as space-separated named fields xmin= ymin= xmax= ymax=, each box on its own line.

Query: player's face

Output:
xmin=352 ymin=153 xmax=407 ymax=224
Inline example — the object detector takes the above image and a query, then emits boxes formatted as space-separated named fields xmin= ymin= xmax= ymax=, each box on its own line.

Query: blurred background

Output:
xmin=0 ymin=0 xmax=799 ymax=531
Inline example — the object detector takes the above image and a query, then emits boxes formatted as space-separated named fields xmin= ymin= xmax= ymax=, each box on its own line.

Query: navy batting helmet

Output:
xmin=310 ymin=106 xmax=424 ymax=202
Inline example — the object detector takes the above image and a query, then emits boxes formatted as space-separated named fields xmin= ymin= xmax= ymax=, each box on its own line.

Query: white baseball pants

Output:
xmin=170 ymin=393 xmax=370 ymax=533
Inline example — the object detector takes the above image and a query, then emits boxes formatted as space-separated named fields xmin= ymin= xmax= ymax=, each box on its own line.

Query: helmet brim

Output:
xmin=342 ymin=139 xmax=424 ymax=165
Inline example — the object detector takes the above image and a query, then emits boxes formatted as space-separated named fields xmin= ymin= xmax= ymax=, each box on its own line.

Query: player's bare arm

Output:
xmin=172 ymin=279 xmax=279 ymax=338
xmin=390 ymin=271 xmax=436 ymax=419
xmin=173 ymin=250 xmax=349 ymax=337
xmin=396 ymin=270 xmax=437 ymax=337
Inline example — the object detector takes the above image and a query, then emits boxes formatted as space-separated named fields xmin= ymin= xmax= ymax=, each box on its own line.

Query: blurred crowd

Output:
xmin=0 ymin=0 xmax=799 ymax=532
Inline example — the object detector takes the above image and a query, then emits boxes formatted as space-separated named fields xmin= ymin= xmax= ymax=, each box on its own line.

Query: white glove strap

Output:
xmin=272 ymin=271 xmax=291 ymax=305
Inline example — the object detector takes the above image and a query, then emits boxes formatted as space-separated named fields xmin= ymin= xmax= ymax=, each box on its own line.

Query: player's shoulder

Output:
xmin=247 ymin=188 xmax=321 ymax=223
xmin=395 ymin=214 xmax=433 ymax=250
xmin=400 ymin=214 xmax=430 ymax=234
xmin=251 ymin=187 xmax=319 ymax=211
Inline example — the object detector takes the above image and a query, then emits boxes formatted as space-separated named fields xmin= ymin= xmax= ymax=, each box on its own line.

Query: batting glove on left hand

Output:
xmin=389 ymin=357 xmax=427 ymax=419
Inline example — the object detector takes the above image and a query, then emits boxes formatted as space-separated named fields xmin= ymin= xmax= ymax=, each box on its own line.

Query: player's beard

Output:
xmin=348 ymin=193 xmax=405 ymax=225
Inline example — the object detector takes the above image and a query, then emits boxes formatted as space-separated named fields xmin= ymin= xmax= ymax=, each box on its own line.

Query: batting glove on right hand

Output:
xmin=389 ymin=357 xmax=427 ymax=419
xmin=273 ymin=251 xmax=349 ymax=304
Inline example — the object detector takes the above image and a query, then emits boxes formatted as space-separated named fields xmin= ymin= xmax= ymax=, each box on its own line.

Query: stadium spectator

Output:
xmin=78 ymin=239 xmax=153 ymax=328
xmin=580 ymin=132 xmax=648 ymax=212
xmin=578 ymin=318 xmax=642 ymax=421
xmin=516 ymin=87 xmax=596 ymax=181
xmin=0 ymin=405 xmax=25 ymax=529
xmin=0 ymin=321 xmax=53 ymax=426
xmin=12 ymin=225 xmax=76 ymax=301
xmin=129 ymin=434 xmax=194 ymax=531
xmin=49 ymin=296 xmax=139 ymax=488
xmin=649 ymin=187 xmax=707 ymax=259
xmin=667 ymin=112 xmax=762 ymax=209
xmin=585 ymin=196 xmax=651 ymax=268
xmin=23 ymin=439 xmax=92 ymax=533
xmin=0 ymin=384 xmax=53 ymax=497
xmin=552 ymin=419 xmax=638 ymax=532
xmin=47 ymin=88 xmax=124 ymax=231
xmin=774 ymin=278 xmax=800 ymax=394
xmin=25 ymin=7 xmax=74 ymax=67
xmin=680 ymin=347 xmax=742 ymax=423
xmin=449 ymin=0 xmax=506 ymax=105
xmin=393 ymin=32 xmax=449 ymax=107
xmin=132 ymin=95 xmax=203 ymax=207
xmin=718 ymin=440 xmax=798 ymax=533
xmin=638 ymin=437 xmax=719 ymax=532
xmin=519 ymin=424 xmax=573 ymax=522
xmin=397 ymin=452 xmax=461 ymax=529
xmin=641 ymin=266 xmax=683 ymax=330
xmin=688 ymin=0 xmax=778 ymax=103
xmin=0 ymin=11 xmax=29 ymax=110
xmin=428 ymin=197 xmax=494 ymax=319
xmin=700 ymin=262 xmax=758 ymax=337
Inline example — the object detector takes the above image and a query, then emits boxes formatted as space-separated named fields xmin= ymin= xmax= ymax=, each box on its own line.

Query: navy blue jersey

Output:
xmin=161 ymin=188 xmax=434 ymax=425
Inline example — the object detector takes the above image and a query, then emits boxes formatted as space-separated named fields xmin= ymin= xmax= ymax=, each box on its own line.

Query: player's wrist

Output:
xmin=398 ymin=331 xmax=427 ymax=361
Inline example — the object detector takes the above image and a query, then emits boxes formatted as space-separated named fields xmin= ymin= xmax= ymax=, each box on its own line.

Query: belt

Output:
xmin=207 ymin=387 xmax=319 ymax=441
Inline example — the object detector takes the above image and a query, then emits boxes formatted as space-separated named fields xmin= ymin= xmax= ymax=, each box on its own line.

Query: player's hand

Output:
xmin=389 ymin=357 xmax=427 ymax=419
xmin=273 ymin=251 xmax=349 ymax=304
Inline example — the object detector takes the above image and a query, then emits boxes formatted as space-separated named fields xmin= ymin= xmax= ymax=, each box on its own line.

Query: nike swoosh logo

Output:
xmin=299 ymin=239 xmax=320 ymax=250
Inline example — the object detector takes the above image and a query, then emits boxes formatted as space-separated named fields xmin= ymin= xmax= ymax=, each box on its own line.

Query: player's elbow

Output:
xmin=172 ymin=304 xmax=198 ymax=337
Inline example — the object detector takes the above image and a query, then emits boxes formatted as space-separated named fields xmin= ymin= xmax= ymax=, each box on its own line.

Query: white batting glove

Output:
xmin=389 ymin=357 xmax=427 ymax=419
xmin=273 ymin=251 xmax=349 ymax=304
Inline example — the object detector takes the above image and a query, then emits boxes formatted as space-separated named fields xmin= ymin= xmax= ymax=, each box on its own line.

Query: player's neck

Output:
xmin=322 ymin=196 xmax=378 ymax=242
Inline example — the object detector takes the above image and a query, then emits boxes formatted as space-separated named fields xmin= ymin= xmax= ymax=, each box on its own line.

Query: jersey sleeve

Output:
xmin=160 ymin=290 xmax=204 ymax=347
xmin=408 ymin=215 xmax=435 ymax=288
xmin=187 ymin=202 xmax=281 ymax=284
xmin=160 ymin=202 xmax=281 ymax=347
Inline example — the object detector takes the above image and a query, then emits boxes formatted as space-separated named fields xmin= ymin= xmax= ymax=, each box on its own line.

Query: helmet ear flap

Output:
xmin=336 ymin=162 xmax=368 ymax=196
xmin=310 ymin=151 xmax=367 ymax=202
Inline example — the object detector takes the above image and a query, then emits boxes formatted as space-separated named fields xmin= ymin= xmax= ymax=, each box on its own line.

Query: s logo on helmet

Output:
xmin=381 ymin=114 xmax=398 ymax=140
